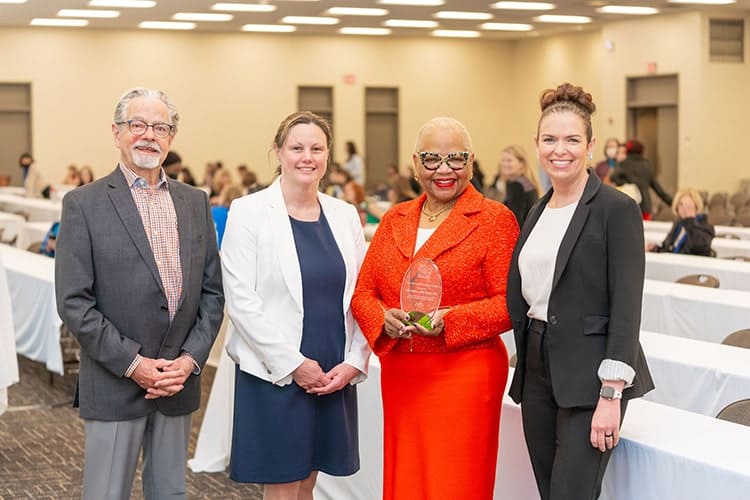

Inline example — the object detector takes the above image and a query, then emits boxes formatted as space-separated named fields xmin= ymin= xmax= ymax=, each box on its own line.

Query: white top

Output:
xmin=344 ymin=154 xmax=365 ymax=185
xmin=518 ymin=201 xmax=578 ymax=321
xmin=415 ymin=227 xmax=436 ymax=254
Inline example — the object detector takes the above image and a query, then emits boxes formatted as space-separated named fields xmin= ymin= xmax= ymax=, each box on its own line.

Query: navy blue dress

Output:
xmin=230 ymin=210 xmax=360 ymax=484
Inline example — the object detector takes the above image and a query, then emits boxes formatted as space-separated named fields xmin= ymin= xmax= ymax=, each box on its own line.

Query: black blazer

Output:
xmin=508 ymin=171 xmax=654 ymax=408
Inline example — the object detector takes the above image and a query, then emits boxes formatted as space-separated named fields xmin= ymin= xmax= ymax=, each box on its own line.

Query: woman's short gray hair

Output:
xmin=113 ymin=87 xmax=180 ymax=133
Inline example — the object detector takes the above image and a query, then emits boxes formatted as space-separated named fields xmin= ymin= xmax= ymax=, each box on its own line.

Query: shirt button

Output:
xmin=548 ymin=315 xmax=558 ymax=325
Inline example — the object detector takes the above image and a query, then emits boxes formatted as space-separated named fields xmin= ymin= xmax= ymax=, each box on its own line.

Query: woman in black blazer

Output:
xmin=507 ymin=83 xmax=654 ymax=500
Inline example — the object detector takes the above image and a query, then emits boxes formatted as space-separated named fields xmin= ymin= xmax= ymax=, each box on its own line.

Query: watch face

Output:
xmin=601 ymin=386 xmax=616 ymax=399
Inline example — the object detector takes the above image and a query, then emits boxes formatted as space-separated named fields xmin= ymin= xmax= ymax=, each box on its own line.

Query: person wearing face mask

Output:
xmin=55 ymin=87 xmax=224 ymax=500
xmin=593 ymin=138 xmax=620 ymax=183
xmin=18 ymin=152 xmax=45 ymax=198
xmin=647 ymin=187 xmax=714 ymax=256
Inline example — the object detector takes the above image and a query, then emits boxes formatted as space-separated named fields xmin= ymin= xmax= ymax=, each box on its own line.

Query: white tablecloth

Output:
xmin=0 ymin=244 xmax=62 ymax=374
xmin=641 ymin=279 xmax=750 ymax=343
xmin=0 ymin=194 xmax=62 ymax=222
xmin=0 ymin=212 xmax=26 ymax=243
xmin=640 ymin=330 xmax=750 ymax=417
xmin=644 ymin=230 xmax=750 ymax=258
xmin=645 ymin=251 xmax=750 ymax=291
xmin=0 ymin=250 xmax=19 ymax=416
xmin=15 ymin=221 xmax=56 ymax=251
xmin=645 ymin=219 xmax=750 ymax=240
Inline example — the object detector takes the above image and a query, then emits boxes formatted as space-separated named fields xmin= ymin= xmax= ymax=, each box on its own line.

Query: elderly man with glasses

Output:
xmin=54 ymin=88 xmax=224 ymax=500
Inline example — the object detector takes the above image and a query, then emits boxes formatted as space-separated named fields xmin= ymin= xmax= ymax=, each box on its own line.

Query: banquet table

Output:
xmin=644 ymin=230 xmax=750 ymax=258
xmin=0 ymin=212 xmax=26 ymax=244
xmin=645 ymin=251 xmax=750 ymax=291
xmin=640 ymin=330 xmax=750 ymax=417
xmin=0 ymin=187 xmax=27 ymax=196
xmin=0 ymin=244 xmax=62 ymax=374
xmin=314 ymin=363 xmax=750 ymax=500
xmin=0 ymin=194 xmax=62 ymax=222
xmin=0 ymin=250 xmax=19 ymax=416
xmin=15 ymin=221 xmax=55 ymax=251
xmin=644 ymin=219 xmax=750 ymax=240
xmin=641 ymin=279 xmax=750 ymax=343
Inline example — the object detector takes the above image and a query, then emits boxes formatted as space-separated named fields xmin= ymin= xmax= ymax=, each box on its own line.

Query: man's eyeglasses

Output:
xmin=116 ymin=119 xmax=174 ymax=138
xmin=417 ymin=151 xmax=470 ymax=171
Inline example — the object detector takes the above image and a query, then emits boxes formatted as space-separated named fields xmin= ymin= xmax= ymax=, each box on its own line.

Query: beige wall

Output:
xmin=2 ymin=15 xmax=749 ymax=192
xmin=0 ymin=27 xmax=514 ymax=185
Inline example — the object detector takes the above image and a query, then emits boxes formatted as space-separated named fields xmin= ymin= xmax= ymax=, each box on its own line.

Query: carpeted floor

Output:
xmin=0 ymin=356 xmax=263 ymax=499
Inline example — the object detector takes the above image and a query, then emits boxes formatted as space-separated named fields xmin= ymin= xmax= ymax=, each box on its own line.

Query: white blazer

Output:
xmin=222 ymin=177 xmax=370 ymax=386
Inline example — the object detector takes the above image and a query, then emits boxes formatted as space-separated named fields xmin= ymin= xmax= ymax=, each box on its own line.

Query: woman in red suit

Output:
xmin=352 ymin=117 xmax=519 ymax=500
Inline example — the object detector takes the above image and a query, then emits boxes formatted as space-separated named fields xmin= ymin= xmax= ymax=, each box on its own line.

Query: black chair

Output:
xmin=716 ymin=399 xmax=750 ymax=427
xmin=676 ymin=274 xmax=720 ymax=288
xmin=715 ymin=232 xmax=741 ymax=240
xmin=721 ymin=329 xmax=750 ymax=350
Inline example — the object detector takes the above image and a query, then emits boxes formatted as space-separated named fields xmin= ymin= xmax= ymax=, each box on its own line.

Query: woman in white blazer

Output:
xmin=221 ymin=111 xmax=370 ymax=500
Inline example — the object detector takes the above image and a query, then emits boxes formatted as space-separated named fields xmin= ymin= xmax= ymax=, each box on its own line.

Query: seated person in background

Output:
xmin=162 ymin=151 xmax=182 ymax=179
xmin=39 ymin=222 xmax=60 ymax=258
xmin=79 ymin=166 xmax=95 ymax=186
xmin=647 ymin=187 xmax=714 ymax=256
xmin=240 ymin=169 xmax=264 ymax=195
xmin=62 ymin=165 xmax=81 ymax=187
xmin=211 ymin=184 xmax=244 ymax=249
xmin=210 ymin=169 xmax=233 ymax=205
xmin=178 ymin=166 xmax=196 ymax=186
xmin=325 ymin=165 xmax=351 ymax=199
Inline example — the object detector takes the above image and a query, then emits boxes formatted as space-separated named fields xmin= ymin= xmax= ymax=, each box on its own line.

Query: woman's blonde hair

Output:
xmin=671 ymin=187 xmax=704 ymax=216
xmin=502 ymin=144 xmax=541 ymax=196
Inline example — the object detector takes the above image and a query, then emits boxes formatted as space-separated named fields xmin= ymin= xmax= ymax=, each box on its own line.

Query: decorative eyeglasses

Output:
xmin=417 ymin=151 xmax=470 ymax=171
xmin=116 ymin=119 xmax=174 ymax=138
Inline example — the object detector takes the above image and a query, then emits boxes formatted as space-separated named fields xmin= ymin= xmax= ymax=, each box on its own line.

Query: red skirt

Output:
xmin=380 ymin=344 xmax=508 ymax=500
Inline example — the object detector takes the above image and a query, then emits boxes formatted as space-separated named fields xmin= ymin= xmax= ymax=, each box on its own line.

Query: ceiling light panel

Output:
xmin=326 ymin=7 xmax=389 ymax=16
xmin=0 ymin=0 xmax=28 ymax=4
xmin=339 ymin=27 xmax=392 ymax=35
xmin=173 ymin=13 xmax=233 ymax=22
xmin=432 ymin=29 xmax=480 ymax=37
xmin=242 ymin=24 xmax=296 ymax=32
xmin=378 ymin=0 xmax=445 ymax=6
xmin=384 ymin=19 xmax=438 ymax=28
xmin=88 ymin=0 xmax=155 ymax=7
xmin=58 ymin=9 xmax=120 ymax=18
xmin=211 ymin=3 xmax=277 ymax=12
xmin=139 ymin=21 xmax=196 ymax=30
xmin=596 ymin=5 xmax=659 ymax=14
xmin=481 ymin=22 xmax=533 ymax=31
xmin=490 ymin=2 xmax=556 ymax=10
xmin=668 ymin=0 xmax=735 ymax=3
xmin=282 ymin=16 xmax=340 ymax=25
xmin=434 ymin=11 xmax=493 ymax=20
xmin=31 ymin=18 xmax=89 ymax=27
xmin=534 ymin=14 xmax=592 ymax=23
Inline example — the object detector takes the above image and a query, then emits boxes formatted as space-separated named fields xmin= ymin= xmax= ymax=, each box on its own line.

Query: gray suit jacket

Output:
xmin=55 ymin=167 xmax=224 ymax=421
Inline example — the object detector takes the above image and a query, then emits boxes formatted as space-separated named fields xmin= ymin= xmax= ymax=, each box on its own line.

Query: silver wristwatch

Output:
xmin=599 ymin=386 xmax=623 ymax=400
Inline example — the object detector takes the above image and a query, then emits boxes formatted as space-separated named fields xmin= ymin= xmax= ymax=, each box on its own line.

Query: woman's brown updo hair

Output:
xmin=537 ymin=82 xmax=596 ymax=142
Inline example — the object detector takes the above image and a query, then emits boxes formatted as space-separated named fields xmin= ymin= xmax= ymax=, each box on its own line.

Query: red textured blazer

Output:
xmin=352 ymin=185 xmax=519 ymax=356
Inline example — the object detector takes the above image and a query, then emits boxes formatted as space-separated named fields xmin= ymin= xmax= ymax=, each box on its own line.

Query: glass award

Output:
xmin=400 ymin=258 xmax=443 ymax=331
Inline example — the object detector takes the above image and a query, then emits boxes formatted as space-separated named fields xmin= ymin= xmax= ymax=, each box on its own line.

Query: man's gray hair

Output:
xmin=113 ymin=87 xmax=180 ymax=133
xmin=414 ymin=117 xmax=473 ymax=152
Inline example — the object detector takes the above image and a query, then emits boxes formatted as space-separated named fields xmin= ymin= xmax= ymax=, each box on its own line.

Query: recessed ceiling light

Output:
xmin=434 ymin=11 xmax=493 ymax=20
xmin=432 ymin=29 xmax=480 ymax=38
xmin=490 ymin=1 xmax=555 ymax=10
xmin=242 ymin=24 xmax=296 ymax=32
xmin=281 ymin=16 xmax=340 ymax=25
xmin=88 ymin=0 xmax=155 ymax=7
xmin=0 ymin=0 xmax=28 ymax=4
xmin=534 ymin=14 xmax=592 ymax=23
xmin=668 ymin=0 xmax=734 ymax=3
xmin=596 ymin=5 xmax=659 ymax=14
xmin=326 ymin=7 xmax=389 ymax=16
xmin=58 ymin=9 xmax=120 ymax=18
xmin=139 ymin=21 xmax=196 ymax=30
xmin=212 ymin=3 xmax=276 ymax=12
xmin=481 ymin=22 xmax=533 ymax=31
xmin=339 ymin=27 xmax=392 ymax=35
xmin=384 ymin=19 xmax=438 ymax=28
xmin=31 ymin=18 xmax=89 ymax=27
xmin=173 ymin=13 xmax=233 ymax=22
xmin=378 ymin=0 xmax=445 ymax=6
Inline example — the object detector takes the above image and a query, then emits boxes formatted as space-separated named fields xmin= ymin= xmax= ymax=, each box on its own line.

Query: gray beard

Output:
xmin=132 ymin=150 xmax=161 ymax=169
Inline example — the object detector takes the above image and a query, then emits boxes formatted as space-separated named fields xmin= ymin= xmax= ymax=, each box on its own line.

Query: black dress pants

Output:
xmin=520 ymin=320 xmax=627 ymax=500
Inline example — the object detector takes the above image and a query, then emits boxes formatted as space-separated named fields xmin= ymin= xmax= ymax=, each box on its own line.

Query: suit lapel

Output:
xmin=106 ymin=168 xmax=164 ymax=293
xmin=268 ymin=179 xmax=304 ymax=312
xmin=392 ymin=197 xmax=422 ymax=260
xmin=171 ymin=181 xmax=192 ymax=306
xmin=416 ymin=187 xmax=483 ymax=261
xmin=551 ymin=172 xmax=600 ymax=290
